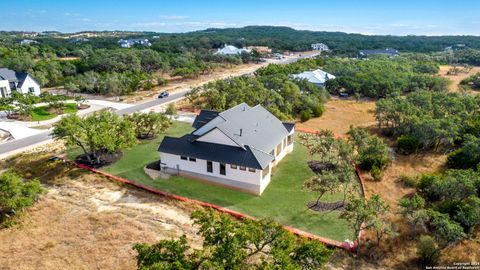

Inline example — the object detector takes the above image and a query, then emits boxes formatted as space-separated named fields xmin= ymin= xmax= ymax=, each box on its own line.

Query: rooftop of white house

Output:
xmin=159 ymin=103 xmax=294 ymax=169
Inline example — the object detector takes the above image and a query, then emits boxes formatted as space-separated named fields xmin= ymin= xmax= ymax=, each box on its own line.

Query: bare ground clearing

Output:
xmin=297 ymin=98 xmax=377 ymax=135
xmin=438 ymin=65 xmax=480 ymax=93
xmin=300 ymin=98 xmax=479 ymax=269
xmin=0 ymin=147 xmax=201 ymax=270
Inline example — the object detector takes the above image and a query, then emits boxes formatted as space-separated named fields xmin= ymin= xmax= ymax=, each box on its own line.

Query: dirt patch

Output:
xmin=78 ymin=104 xmax=90 ymax=110
xmin=0 ymin=165 xmax=200 ymax=270
xmin=438 ymin=65 xmax=480 ymax=93
xmin=122 ymin=61 xmax=272 ymax=104
xmin=75 ymin=150 xmax=123 ymax=168
xmin=307 ymin=201 xmax=345 ymax=212
xmin=7 ymin=113 xmax=32 ymax=121
xmin=297 ymin=98 xmax=376 ymax=135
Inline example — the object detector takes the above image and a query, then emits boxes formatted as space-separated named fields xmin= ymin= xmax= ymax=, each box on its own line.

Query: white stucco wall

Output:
xmin=19 ymin=75 xmax=41 ymax=96
xmin=160 ymin=152 xmax=262 ymax=185
xmin=196 ymin=128 xmax=240 ymax=147
xmin=0 ymin=80 xmax=11 ymax=98
xmin=160 ymin=127 xmax=295 ymax=195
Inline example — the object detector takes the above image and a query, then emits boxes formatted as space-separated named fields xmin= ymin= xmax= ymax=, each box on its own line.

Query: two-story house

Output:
xmin=158 ymin=103 xmax=295 ymax=195
xmin=0 ymin=68 xmax=41 ymax=98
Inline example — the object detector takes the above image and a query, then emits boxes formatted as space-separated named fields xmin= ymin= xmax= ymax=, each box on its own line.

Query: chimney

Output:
xmin=240 ymin=128 xmax=243 ymax=136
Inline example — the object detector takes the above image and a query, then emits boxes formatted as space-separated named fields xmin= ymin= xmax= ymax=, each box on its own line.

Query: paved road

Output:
xmin=0 ymin=54 xmax=313 ymax=158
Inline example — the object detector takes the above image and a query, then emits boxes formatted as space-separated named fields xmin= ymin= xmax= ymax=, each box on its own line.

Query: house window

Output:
xmin=248 ymin=168 xmax=256 ymax=173
xmin=220 ymin=163 xmax=226 ymax=175
xmin=262 ymin=165 xmax=270 ymax=178
xmin=207 ymin=161 xmax=213 ymax=173
xmin=275 ymin=143 xmax=282 ymax=156
xmin=230 ymin=164 xmax=237 ymax=169
xmin=0 ymin=87 xmax=6 ymax=98
xmin=239 ymin=166 xmax=246 ymax=171
xmin=287 ymin=135 xmax=293 ymax=145
xmin=28 ymin=87 xmax=35 ymax=93
xmin=180 ymin=156 xmax=187 ymax=160
xmin=189 ymin=157 xmax=196 ymax=162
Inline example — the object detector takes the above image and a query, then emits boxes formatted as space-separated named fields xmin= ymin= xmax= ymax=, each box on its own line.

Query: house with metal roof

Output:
xmin=358 ymin=48 xmax=399 ymax=58
xmin=0 ymin=68 xmax=41 ymax=98
xmin=311 ymin=43 xmax=330 ymax=52
xmin=215 ymin=44 xmax=250 ymax=55
xmin=291 ymin=69 xmax=336 ymax=87
xmin=117 ymin=38 xmax=151 ymax=48
xmin=158 ymin=103 xmax=295 ymax=195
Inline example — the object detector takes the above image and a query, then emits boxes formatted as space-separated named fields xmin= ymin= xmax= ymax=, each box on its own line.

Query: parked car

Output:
xmin=339 ymin=92 xmax=349 ymax=98
xmin=158 ymin=91 xmax=169 ymax=98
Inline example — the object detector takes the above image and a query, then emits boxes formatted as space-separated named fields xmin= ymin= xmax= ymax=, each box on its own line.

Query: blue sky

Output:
xmin=1 ymin=0 xmax=480 ymax=35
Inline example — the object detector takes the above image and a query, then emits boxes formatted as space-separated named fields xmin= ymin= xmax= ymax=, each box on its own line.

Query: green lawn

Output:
xmin=72 ymin=122 xmax=355 ymax=242
xmin=31 ymin=103 xmax=78 ymax=122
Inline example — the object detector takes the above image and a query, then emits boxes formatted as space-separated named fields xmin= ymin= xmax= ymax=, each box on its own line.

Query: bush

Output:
xmin=311 ymin=104 xmax=325 ymax=117
xmin=370 ymin=165 xmax=383 ymax=181
xmin=300 ymin=110 xmax=312 ymax=122
xmin=0 ymin=171 xmax=43 ymax=225
xmin=417 ymin=235 xmax=440 ymax=266
xmin=396 ymin=135 xmax=419 ymax=155
xmin=398 ymin=174 xmax=418 ymax=187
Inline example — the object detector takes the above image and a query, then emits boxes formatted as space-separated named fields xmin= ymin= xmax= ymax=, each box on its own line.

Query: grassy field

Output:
xmin=31 ymin=103 xmax=78 ymax=121
xmin=74 ymin=121 xmax=356 ymax=242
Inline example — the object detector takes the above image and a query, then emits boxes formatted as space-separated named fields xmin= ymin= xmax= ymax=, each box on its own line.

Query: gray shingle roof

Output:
xmin=192 ymin=109 xmax=219 ymax=129
xmin=0 ymin=68 xmax=30 ymax=87
xmin=159 ymin=103 xmax=295 ymax=169
xmin=158 ymin=134 xmax=267 ymax=169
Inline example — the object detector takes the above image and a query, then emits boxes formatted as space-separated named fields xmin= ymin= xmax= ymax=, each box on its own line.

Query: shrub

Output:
xmin=311 ymin=104 xmax=325 ymax=117
xmin=300 ymin=110 xmax=312 ymax=122
xmin=398 ymin=174 xmax=418 ymax=187
xmin=396 ymin=135 xmax=419 ymax=155
xmin=370 ymin=165 xmax=383 ymax=181
xmin=0 ymin=171 xmax=43 ymax=225
xmin=417 ymin=235 xmax=440 ymax=266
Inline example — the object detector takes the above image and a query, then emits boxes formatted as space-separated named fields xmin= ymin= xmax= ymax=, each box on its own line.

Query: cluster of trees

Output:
xmin=375 ymin=91 xmax=480 ymax=152
xmin=0 ymin=92 xmax=73 ymax=118
xmin=460 ymin=72 xmax=480 ymax=90
xmin=299 ymin=130 xmax=357 ymax=209
xmin=52 ymin=110 xmax=171 ymax=166
xmin=0 ymin=170 xmax=43 ymax=226
xmin=134 ymin=209 xmax=332 ymax=270
xmin=0 ymin=36 xmax=261 ymax=95
xmin=398 ymin=169 xmax=480 ymax=265
xmin=347 ymin=127 xmax=391 ymax=180
xmin=324 ymin=57 xmax=449 ymax=98
xmin=298 ymin=130 xmax=393 ymax=252
xmin=188 ymin=62 xmax=329 ymax=121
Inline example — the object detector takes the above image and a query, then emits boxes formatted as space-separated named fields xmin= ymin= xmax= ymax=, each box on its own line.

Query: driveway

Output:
xmin=0 ymin=122 xmax=44 ymax=140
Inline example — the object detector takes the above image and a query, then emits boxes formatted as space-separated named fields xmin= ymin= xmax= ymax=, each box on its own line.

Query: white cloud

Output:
xmin=159 ymin=15 xmax=189 ymax=20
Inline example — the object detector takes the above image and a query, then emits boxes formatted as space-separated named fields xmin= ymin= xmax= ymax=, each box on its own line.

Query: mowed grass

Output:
xmin=31 ymin=103 xmax=78 ymax=121
xmin=73 ymin=121 xmax=354 ymax=242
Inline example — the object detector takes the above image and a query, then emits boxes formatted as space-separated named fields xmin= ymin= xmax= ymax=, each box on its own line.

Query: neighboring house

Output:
xmin=215 ymin=44 xmax=250 ymax=55
xmin=118 ymin=38 xmax=151 ymax=48
xmin=311 ymin=43 xmax=330 ymax=51
xmin=19 ymin=39 xmax=38 ymax=45
xmin=444 ymin=44 xmax=467 ymax=52
xmin=0 ymin=68 xmax=41 ymax=98
xmin=291 ymin=69 xmax=336 ymax=87
xmin=159 ymin=103 xmax=295 ymax=195
xmin=359 ymin=48 xmax=400 ymax=57
xmin=71 ymin=37 xmax=90 ymax=43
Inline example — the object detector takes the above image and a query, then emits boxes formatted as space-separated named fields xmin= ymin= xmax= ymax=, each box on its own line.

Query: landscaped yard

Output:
xmin=31 ymin=103 xmax=78 ymax=121
xmin=68 ymin=121 xmax=356 ymax=242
